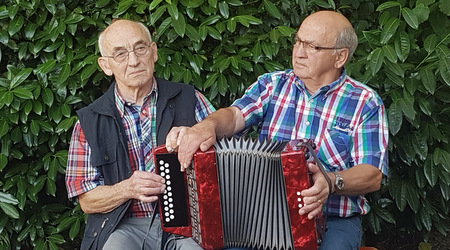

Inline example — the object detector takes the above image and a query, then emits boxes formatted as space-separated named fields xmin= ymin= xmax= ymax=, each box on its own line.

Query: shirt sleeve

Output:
xmin=194 ymin=90 xmax=216 ymax=122
xmin=231 ymin=73 xmax=274 ymax=128
xmin=65 ymin=121 xmax=102 ymax=199
xmin=353 ymin=96 xmax=389 ymax=176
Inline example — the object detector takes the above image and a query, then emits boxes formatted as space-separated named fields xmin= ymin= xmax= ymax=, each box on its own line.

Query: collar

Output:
xmin=293 ymin=69 xmax=347 ymax=98
xmin=115 ymin=77 xmax=158 ymax=117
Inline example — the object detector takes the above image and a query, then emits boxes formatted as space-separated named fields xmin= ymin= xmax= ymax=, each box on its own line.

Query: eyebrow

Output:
xmin=111 ymin=40 xmax=147 ymax=52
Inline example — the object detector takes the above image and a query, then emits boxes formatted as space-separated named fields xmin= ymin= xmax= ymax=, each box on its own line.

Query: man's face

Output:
xmin=98 ymin=21 xmax=158 ymax=90
xmin=291 ymin=20 xmax=340 ymax=82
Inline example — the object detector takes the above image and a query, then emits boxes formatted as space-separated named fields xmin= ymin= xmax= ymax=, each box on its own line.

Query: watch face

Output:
xmin=334 ymin=173 xmax=344 ymax=190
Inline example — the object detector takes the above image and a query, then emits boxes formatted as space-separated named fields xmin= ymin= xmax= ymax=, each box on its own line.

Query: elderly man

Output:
xmin=65 ymin=20 xmax=214 ymax=250
xmin=166 ymin=11 xmax=388 ymax=249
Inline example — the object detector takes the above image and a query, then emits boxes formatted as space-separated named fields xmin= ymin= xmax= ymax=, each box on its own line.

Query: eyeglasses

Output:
xmin=104 ymin=44 xmax=152 ymax=63
xmin=293 ymin=38 xmax=345 ymax=54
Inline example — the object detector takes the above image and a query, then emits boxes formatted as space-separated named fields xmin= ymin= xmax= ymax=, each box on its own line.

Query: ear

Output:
xmin=334 ymin=48 xmax=349 ymax=69
xmin=98 ymin=57 xmax=113 ymax=76
xmin=150 ymin=42 xmax=158 ymax=62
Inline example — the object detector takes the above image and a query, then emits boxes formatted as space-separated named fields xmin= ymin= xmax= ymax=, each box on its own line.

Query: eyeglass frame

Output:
xmin=103 ymin=42 xmax=154 ymax=63
xmin=293 ymin=36 xmax=347 ymax=53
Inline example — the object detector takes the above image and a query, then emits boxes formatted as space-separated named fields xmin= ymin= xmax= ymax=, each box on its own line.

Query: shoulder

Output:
xmin=257 ymin=70 xmax=294 ymax=83
xmin=156 ymin=78 xmax=195 ymax=92
xmin=342 ymin=75 xmax=383 ymax=103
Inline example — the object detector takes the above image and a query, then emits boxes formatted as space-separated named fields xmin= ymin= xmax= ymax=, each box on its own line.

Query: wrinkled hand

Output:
xmin=299 ymin=163 xmax=331 ymax=219
xmin=125 ymin=171 xmax=166 ymax=203
xmin=165 ymin=122 xmax=216 ymax=171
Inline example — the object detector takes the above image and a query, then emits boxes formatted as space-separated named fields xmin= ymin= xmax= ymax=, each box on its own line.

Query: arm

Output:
xmin=66 ymin=123 xmax=166 ymax=214
xmin=299 ymin=163 xmax=382 ymax=219
xmin=165 ymin=106 xmax=245 ymax=171
xmin=78 ymin=171 xmax=166 ymax=214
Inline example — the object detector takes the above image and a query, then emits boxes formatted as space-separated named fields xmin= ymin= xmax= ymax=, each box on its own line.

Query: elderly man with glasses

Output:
xmin=166 ymin=10 xmax=389 ymax=250
xmin=65 ymin=19 xmax=214 ymax=250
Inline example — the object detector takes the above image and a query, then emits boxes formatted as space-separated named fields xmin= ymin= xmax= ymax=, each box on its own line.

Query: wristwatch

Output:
xmin=333 ymin=172 xmax=344 ymax=193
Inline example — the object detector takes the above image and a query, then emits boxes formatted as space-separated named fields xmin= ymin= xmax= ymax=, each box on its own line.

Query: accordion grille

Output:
xmin=215 ymin=138 xmax=294 ymax=250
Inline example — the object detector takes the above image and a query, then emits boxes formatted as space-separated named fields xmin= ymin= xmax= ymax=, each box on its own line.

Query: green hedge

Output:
xmin=0 ymin=0 xmax=449 ymax=249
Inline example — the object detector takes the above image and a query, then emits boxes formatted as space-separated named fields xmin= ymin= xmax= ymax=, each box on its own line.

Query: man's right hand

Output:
xmin=165 ymin=121 xmax=217 ymax=171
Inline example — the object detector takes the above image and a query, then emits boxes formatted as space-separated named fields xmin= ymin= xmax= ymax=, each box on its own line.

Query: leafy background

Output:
xmin=0 ymin=0 xmax=449 ymax=249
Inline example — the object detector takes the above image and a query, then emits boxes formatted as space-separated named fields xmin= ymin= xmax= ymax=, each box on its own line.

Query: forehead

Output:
xmin=296 ymin=18 xmax=337 ymax=44
xmin=102 ymin=21 xmax=150 ymax=50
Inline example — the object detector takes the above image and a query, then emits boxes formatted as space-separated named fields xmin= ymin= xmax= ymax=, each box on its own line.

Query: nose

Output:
xmin=293 ymin=43 xmax=307 ymax=58
xmin=127 ymin=51 xmax=140 ymax=66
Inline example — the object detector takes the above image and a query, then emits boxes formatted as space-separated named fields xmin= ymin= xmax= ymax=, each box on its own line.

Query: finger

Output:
xmin=138 ymin=194 xmax=159 ymax=203
xmin=199 ymin=137 xmax=216 ymax=152
xmin=134 ymin=171 xmax=166 ymax=183
xmin=176 ymin=127 xmax=188 ymax=147
xmin=165 ymin=127 xmax=183 ymax=152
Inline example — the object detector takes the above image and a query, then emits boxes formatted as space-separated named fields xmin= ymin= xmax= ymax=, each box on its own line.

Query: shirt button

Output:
xmin=305 ymin=121 xmax=310 ymax=126
xmin=104 ymin=155 xmax=110 ymax=161
xmin=146 ymin=155 xmax=151 ymax=160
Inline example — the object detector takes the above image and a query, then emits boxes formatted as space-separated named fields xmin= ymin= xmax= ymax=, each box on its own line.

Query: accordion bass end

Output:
xmin=154 ymin=138 xmax=326 ymax=250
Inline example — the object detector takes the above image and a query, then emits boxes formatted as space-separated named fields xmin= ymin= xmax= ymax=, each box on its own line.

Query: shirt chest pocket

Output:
xmin=317 ymin=129 xmax=352 ymax=170
xmin=90 ymin=145 xmax=118 ymax=168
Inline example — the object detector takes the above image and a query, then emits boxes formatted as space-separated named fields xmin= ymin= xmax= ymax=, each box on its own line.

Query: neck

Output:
xmin=303 ymin=70 xmax=342 ymax=94
xmin=116 ymin=84 xmax=152 ymax=106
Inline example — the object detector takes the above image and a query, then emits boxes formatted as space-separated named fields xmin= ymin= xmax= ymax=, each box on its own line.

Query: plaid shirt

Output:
xmin=232 ymin=69 xmax=389 ymax=217
xmin=66 ymin=79 xmax=215 ymax=217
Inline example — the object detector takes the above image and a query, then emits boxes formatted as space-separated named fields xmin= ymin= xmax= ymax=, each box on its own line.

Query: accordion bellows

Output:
xmin=154 ymin=137 xmax=325 ymax=250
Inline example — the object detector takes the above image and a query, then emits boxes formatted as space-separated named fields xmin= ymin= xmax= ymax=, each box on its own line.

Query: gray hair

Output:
xmin=98 ymin=20 xmax=153 ymax=56
xmin=334 ymin=26 xmax=358 ymax=64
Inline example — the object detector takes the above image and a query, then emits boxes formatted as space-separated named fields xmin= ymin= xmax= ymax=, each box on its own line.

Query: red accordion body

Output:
xmin=153 ymin=138 xmax=325 ymax=250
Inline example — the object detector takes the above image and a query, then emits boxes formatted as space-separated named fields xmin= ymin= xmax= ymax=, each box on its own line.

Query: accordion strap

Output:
xmin=303 ymin=143 xmax=333 ymax=196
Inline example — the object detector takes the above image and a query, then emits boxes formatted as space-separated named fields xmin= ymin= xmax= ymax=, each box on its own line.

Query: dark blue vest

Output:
xmin=76 ymin=78 xmax=197 ymax=249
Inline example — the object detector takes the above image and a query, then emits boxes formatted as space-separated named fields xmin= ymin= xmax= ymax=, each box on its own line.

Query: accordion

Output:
xmin=154 ymin=137 xmax=326 ymax=250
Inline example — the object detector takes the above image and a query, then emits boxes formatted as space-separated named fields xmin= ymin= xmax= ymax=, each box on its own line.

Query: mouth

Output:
xmin=129 ymin=70 xmax=145 ymax=76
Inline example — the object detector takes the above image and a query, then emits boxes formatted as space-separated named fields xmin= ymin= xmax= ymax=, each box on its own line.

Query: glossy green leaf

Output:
xmin=417 ymin=96 xmax=432 ymax=117
xmin=263 ymin=0 xmax=281 ymax=19
xmin=11 ymin=87 xmax=33 ymax=99
xmin=112 ymin=0 xmax=133 ymax=17
xmin=382 ymin=45 xmax=397 ymax=63
xmin=41 ymin=88 xmax=54 ymax=107
xmin=439 ymin=0 xmax=450 ymax=15
xmin=0 ymin=121 xmax=8 ymax=138
xmin=402 ymin=8 xmax=419 ymax=29
xmin=218 ymin=1 xmax=229 ymax=18
xmin=24 ymin=23 xmax=37 ymax=40
xmin=424 ymin=158 xmax=438 ymax=187
xmin=433 ymin=148 xmax=450 ymax=172
xmin=419 ymin=207 xmax=432 ymax=231
xmin=57 ymin=63 xmax=71 ymax=85
xmin=34 ymin=59 xmax=57 ymax=74
xmin=149 ymin=0 xmax=164 ymax=10
xmin=423 ymin=34 xmax=437 ymax=54
xmin=398 ymin=94 xmax=416 ymax=121
xmin=419 ymin=67 xmax=436 ymax=94
xmin=436 ymin=45 xmax=450 ymax=86
xmin=8 ymin=16 xmax=24 ymax=36
xmin=394 ymin=180 xmax=407 ymax=211
xmin=0 ymin=203 xmax=19 ymax=219
xmin=171 ymin=13 xmax=186 ymax=37
xmin=0 ymin=192 xmax=19 ymax=204
xmin=0 ymin=154 xmax=6 ymax=171
xmin=381 ymin=17 xmax=400 ymax=44
xmin=394 ymin=31 xmax=410 ymax=62
xmin=10 ymin=68 xmax=33 ymax=89
xmin=69 ymin=218 xmax=81 ymax=240
xmin=56 ymin=216 xmax=78 ymax=233
xmin=47 ymin=234 xmax=66 ymax=245
xmin=368 ymin=47 xmax=384 ymax=76
xmin=388 ymin=101 xmax=402 ymax=135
